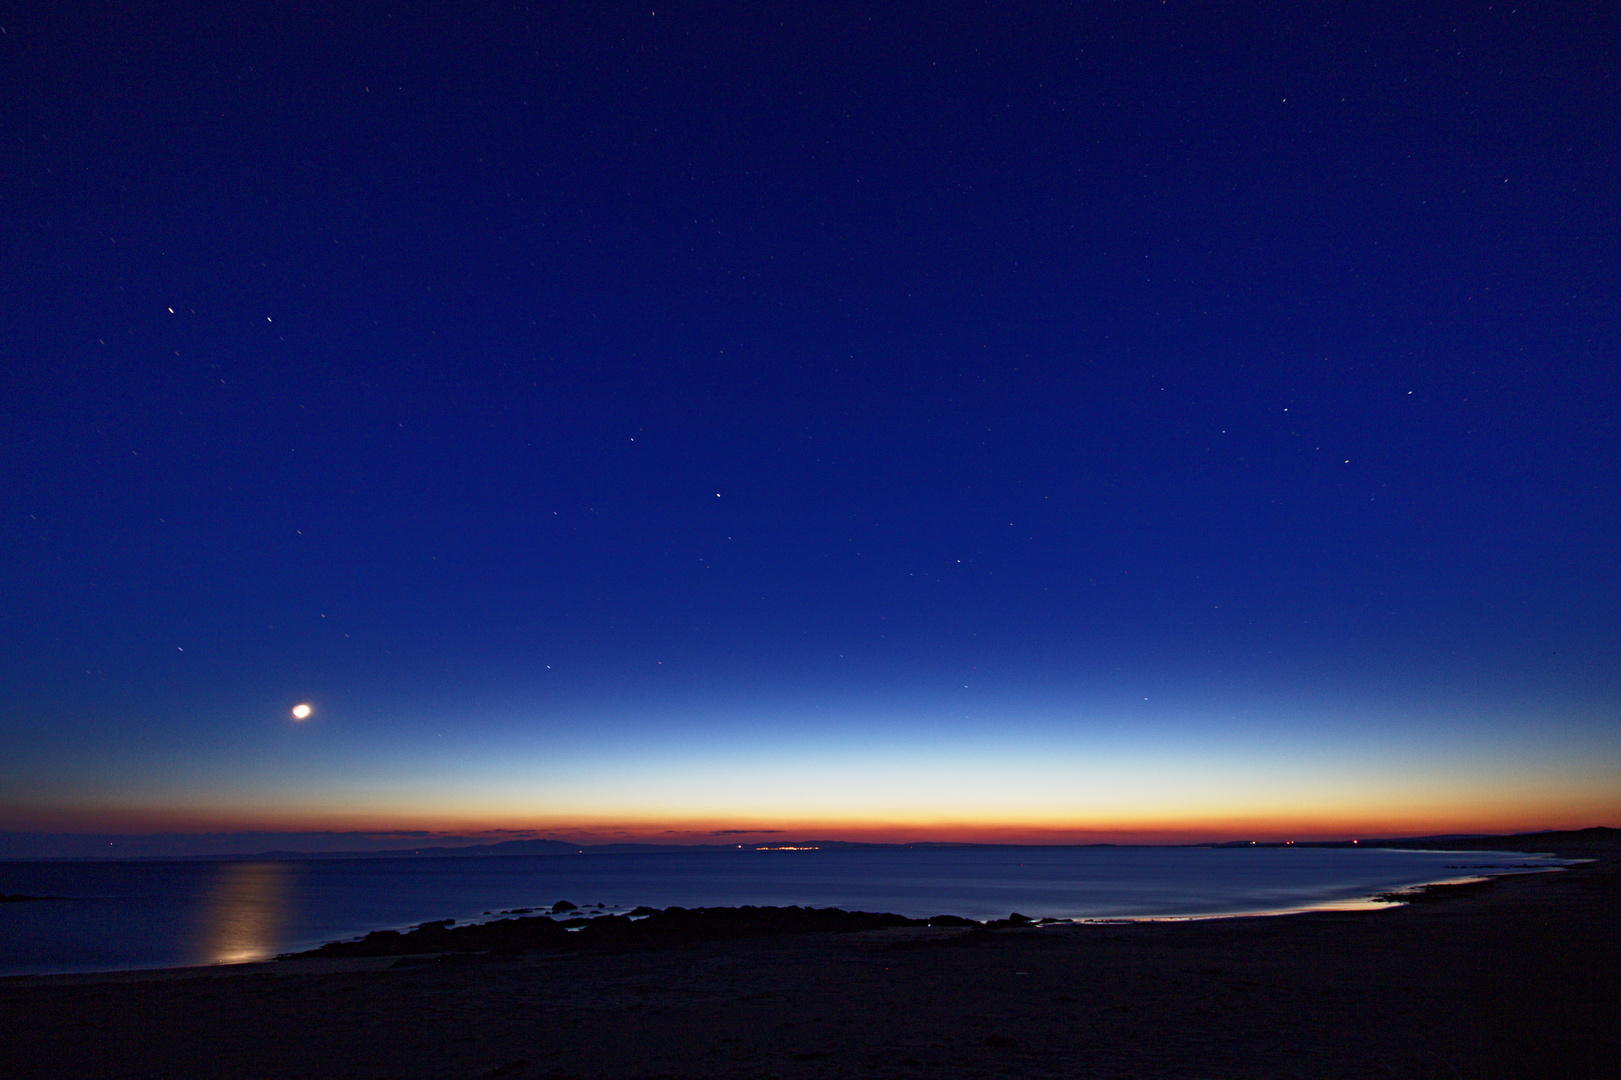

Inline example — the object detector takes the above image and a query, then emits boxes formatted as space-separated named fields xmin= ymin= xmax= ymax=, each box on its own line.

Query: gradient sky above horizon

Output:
xmin=2 ymin=1 xmax=1617 ymax=857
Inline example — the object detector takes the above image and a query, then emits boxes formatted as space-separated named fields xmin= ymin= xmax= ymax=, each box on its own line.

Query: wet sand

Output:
xmin=1 ymin=838 xmax=1614 ymax=1080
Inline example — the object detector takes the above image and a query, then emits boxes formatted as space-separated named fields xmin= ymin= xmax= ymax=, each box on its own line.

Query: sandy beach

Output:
xmin=2 ymin=835 xmax=1613 ymax=1080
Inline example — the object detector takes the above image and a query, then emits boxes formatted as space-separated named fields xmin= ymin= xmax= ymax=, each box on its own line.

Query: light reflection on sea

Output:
xmin=199 ymin=862 xmax=293 ymax=964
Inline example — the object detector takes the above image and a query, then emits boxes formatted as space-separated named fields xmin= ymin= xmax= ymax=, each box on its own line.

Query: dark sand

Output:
xmin=2 ymin=835 xmax=1614 ymax=1080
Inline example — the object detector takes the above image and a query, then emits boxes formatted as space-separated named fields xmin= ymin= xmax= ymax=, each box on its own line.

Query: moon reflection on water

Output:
xmin=201 ymin=862 xmax=294 ymax=965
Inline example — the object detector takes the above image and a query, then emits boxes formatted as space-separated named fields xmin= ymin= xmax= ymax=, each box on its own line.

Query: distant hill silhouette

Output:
xmin=236 ymin=838 xmax=587 ymax=860
xmin=55 ymin=826 xmax=1618 ymax=861
xmin=214 ymin=838 xmax=1015 ymax=860
xmin=1205 ymin=827 xmax=1619 ymax=855
xmin=1369 ymin=826 xmax=1618 ymax=853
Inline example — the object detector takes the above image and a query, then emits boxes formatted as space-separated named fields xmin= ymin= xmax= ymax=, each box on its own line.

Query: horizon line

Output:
xmin=2 ymin=826 xmax=1613 ymax=862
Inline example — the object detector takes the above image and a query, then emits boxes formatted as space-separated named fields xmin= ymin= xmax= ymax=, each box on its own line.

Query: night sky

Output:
xmin=4 ymin=1 xmax=1617 ymax=856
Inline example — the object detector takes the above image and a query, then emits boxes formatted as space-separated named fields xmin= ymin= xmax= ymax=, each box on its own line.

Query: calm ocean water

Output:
xmin=0 ymin=846 xmax=1567 ymax=977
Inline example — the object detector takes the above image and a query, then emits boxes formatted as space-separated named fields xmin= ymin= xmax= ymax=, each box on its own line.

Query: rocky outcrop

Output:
xmin=295 ymin=915 xmax=571 ymax=958
xmin=284 ymin=905 xmax=1008 ymax=959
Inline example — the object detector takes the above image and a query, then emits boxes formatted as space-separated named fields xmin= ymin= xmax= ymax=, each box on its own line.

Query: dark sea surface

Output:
xmin=0 ymin=846 xmax=1568 ymax=977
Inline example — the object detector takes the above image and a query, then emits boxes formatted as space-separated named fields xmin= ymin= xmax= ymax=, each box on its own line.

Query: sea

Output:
xmin=0 ymin=845 xmax=1570 ymax=978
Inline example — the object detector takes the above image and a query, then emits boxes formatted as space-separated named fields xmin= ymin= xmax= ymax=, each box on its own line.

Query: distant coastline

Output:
xmin=3 ymin=825 xmax=1612 ymax=863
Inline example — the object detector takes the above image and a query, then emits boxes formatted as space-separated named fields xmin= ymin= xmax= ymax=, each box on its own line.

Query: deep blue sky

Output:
xmin=3 ymin=1 xmax=1617 ymax=852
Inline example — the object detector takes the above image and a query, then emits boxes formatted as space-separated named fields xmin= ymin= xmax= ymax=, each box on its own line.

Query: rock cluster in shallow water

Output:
xmin=286 ymin=905 xmax=1045 ymax=959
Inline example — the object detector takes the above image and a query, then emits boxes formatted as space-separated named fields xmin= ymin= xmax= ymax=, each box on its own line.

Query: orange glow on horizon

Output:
xmin=4 ymin=795 xmax=1613 ymax=848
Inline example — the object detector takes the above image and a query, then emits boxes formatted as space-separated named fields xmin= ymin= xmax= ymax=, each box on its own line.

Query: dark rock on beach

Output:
xmin=287 ymin=904 xmax=930 ymax=959
xmin=924 ymin=914 xmax=980 ymax=927
xmin=608 ymin=904 xmax=922 ymax=943
xmin=981 ymin=912 xmax=1036 ymax=929
xmin=297 ymin=914 xmax=571 ymax=958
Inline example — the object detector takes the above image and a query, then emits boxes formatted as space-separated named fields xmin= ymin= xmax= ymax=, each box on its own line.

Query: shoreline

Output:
xmin=0 ymin=867 xmax=1550 ymax=989
xmin=0 ymin=852 xmax=1574 ymax=984
xmin=0 ymin=865 xmax=1567 ymax=990
xmin=1 ymin=835 xmax=1613 ymax=1078
xmin=0 ymin=839 xmax=1591 ymax=984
